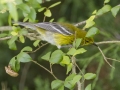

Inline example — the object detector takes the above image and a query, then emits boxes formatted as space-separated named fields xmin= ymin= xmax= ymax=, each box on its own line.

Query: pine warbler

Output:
xmin=15 ymin=22 xmax=94 ymax=48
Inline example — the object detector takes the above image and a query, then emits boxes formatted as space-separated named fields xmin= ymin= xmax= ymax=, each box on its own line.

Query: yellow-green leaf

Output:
xmin=44 ymin=9 xmax=52 ymax=17
xmin=111 ymin=6 xmax=120 ymax=17
xmin=19 ymin=35 xmax=25 ymax=43
xmin=49 ymin=1 xmax=61 ymax=8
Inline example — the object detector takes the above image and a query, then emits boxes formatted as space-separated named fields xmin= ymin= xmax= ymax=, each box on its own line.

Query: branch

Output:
xmin=71 ymin=56 xmax=81 ymax=90
xmin=74 ymin=4 xmax=120 ymax=27
xmin=96 ymin=40 xmax=120 ymax=45
xmin=0 ymin=26 xmax=12 ymax=31
xmin=32 ymin=60 xmax=58 ymax=80
xmin=0 ymin=36 xmax=11 ymax=41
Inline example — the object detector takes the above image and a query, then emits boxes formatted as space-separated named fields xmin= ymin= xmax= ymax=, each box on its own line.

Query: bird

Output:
xmin=14 ymin=22 xmax=94 ymax=48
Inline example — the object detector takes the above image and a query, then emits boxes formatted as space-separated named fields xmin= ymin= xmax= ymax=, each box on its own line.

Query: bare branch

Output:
xmin=74 ymin=4 xmax=120 ymax=27
xmin=0 ymin=36 xmax=11 ymax=41
xmin=96 ymin=40 xmax=120 ymax=45
xmin=0 ymin=26 xmax=12 ymax=31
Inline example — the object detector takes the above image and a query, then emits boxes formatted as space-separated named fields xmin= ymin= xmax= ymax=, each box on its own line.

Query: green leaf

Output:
xmin=72 ymin=75 xmax=82 ymax=85
xmin=85 ymin=84 xmax=91 ymax=90
xmin=86 ymin=27 xmax=99 ymax=37
xmin=51 ymin=80 xmax=63 ymax=90
xmin=0 ymin=33 xmax=8 ymax=38
xmin=83 ymin=15 xmax=96 ymax=29
xmin=67 ymin=48 xmax=76 ymax=55
xmin=111 ymin=6 xmax=120 ymax=17
xmin=49 ymin=50 xmax=64 ymax=64
xmin=21 ymin=46 xmax=32 ymax=52
xmin=49 ymin=1 xmax=61 ymax=8
xmin=17 ymin=3 xmax=30 ymax=13
xmin=104 ymin=0 xmax=110 ymax=4
xmin=36 ymin=0 xmax=42 ymax=3
xmin=66 ymin=63 xmax=72 ymax=74
xmin=84 ymin=73 xmax=96 ymax=80
xmin=74 ymin=48 xmax=86 ymax=56
xmin=92 ymin=10 xmax=97 ymax=15
xmin=9 ymin=57 xmax=20 ymax=72
xmin=17 ymin=52 xmax=32 ymax=62
xmin=33 ymin=40 xmax=40 ymax=47
xmin=60 ymin=56 xmax=70 ymax=65
xmin=7 ymin=3 xmax=18 ymax=21
xmin=38 ymin=7 xmax=46 ymax=12
xmin=44 ymin=9 xmax=52 ymax=17
xmin=49 ymin=18 xmax=54 ymax=22
xmin=64 ymin=74 xmax=76 ymax=89
xmin=97 ymin=5 xmax=111 ymax=15
xmin=41 ymin=51 xmax=51 ymax=61
xmin=7 ymin=36 xmax=18 ymax=50
xmin=73 ymin=38 xmax=82 ymax=49
xmin=28 ymin=7 xmax=36 ymax=22
xmin=19 ymin=35 xmax=25 ymax=43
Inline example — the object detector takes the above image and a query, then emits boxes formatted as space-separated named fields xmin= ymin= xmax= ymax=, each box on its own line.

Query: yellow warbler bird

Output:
xmin=15 ymin=22 xmax=94 ymax=48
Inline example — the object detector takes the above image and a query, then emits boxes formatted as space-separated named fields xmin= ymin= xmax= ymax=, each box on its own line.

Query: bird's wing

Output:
xmin=34 ymin=22 xmax=74 ymax=35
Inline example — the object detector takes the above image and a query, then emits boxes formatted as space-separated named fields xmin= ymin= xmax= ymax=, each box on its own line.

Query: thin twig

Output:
xmin=106 ymin=58 xmax=120 ymax=62
xmin=71 ymin=56 xmax=81 ymax=90
xmin=97 ymin=46 xmax=115 ymax=69
xmin=0 ymin=26 xmax=12 ymax=31
xmin=74 ymin=4 xmax=120 ymax=27
xmin=32 ymin=60 xmax=58 ymax=79
xmin=29 ymin=43 xmax=48 ymax=53
xmin=0 ymin=36 xmax=11 ymax=41
xmin=96 ymin=41 xmax=120 ymax=45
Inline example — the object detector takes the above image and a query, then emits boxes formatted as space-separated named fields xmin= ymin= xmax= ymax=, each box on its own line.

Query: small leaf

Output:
xmin=86 ymin=27 xmax=99 ymax=37
xmin=92 ymin=10 xmax=97 ymax=15
xmin=7 ymin=2 xmax=18 ymax=21
xmin=9 ymin=57 xmax=16 ymax=71
xmin=104 ymin=0 xmax=110 ymax=4
xmin=19 ymin=35 xmax=25 ymax=43
xmin=73 ymin=48 xmax=87 ymax=56
xmin=49 ymin=50 xmax=64 ymax=64
xmin=84 ymin=73 xmax=96 ymax=80
xmin=64 ymin=74 xmax=76 ymax=89
xmin=0 ymin=33 xmax=8 ymax=38
xmin=21 ymin=46 xmax=32 ymax=52
xmin=111 ymin=6 xmax=120 ymax=17
xmin=17 ymin=52 xmax=32 ymax=62
xmin=49 ymin=18 xmax=54 ymax=22
xmin=28 ymin=7 xmax=36 ymax=21
xmin=44 ymin=9 xmax=52 ymax=17
xmin=36 ymin=0 xmax=42 ymax=3
xmin=73 ymin=38 xmax=82 ymax=49
xmin=83 ymin=15 xmax=95 ymax=29
xmin=33 ymin=40 xmax=40 ymax=47
xmin=41 ymin=51 xmax=51 ymax=61
xmin=66 ymin=63 xmax=72 ymax=74
xmin=97 ymin=5 xmax=111 ymax=15
xmin=67 ymin=48 xmax=77 ymax=55
xmin=17 ymin=3 xmax=30 ymax=13
xmin=60 ymin=56 xmax=70 ymax=65
xmin=85 ymin=84 xmax=91 ymax=90
xmin=51 ymin=80 xmax=63 ymax=90
xmin=7 ymin=36 xmax=18 ymax=50
xmin=38 ymin=7 xmax=46 ymax=12
xmin=72 ymin=75 xmax=82 ymax=85
xmin=49 ymin=1 xmax=61 ymax=8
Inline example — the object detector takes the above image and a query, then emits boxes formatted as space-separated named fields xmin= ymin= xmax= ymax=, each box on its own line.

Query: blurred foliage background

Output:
xmin=0 ymin=0 xmax=120 ymax=90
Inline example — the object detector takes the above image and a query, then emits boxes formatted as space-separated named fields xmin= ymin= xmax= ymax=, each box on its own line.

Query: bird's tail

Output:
xmin=13 ymin=22 xmax=37 ymax=30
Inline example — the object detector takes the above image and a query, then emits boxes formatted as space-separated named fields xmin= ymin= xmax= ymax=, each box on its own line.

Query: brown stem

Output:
xmin=32 ymin=60 xmax=58 ymax=79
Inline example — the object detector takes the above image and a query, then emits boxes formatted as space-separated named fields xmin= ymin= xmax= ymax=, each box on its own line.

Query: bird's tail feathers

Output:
xmin=13 ymin=22 xmax=37 ymax=30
